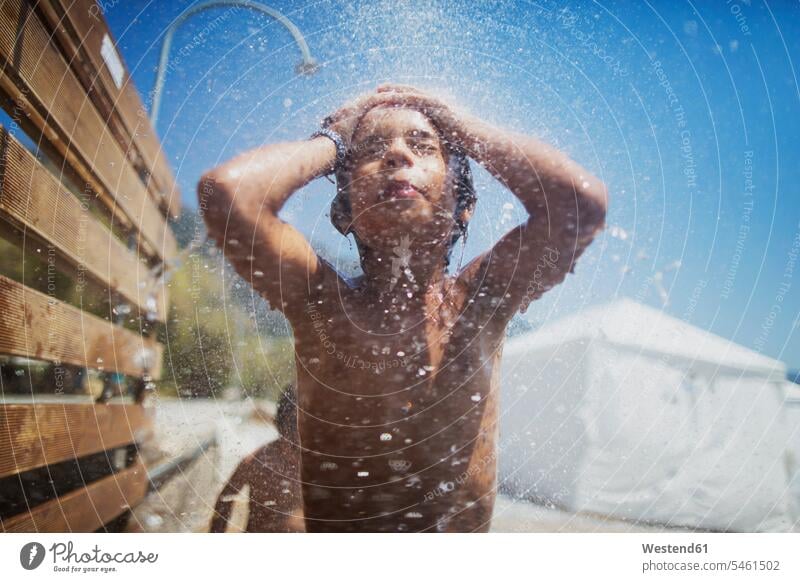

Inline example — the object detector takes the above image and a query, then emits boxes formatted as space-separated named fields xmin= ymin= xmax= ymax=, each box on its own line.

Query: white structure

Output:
xmin=784 ymin=383 xmax=800 ymax=507
xmin=499 ymin=298 xmax=798 ymax=532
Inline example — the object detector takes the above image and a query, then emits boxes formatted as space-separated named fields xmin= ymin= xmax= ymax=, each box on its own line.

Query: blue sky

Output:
xmin=106 ymin=0 xmax=799 ymax=369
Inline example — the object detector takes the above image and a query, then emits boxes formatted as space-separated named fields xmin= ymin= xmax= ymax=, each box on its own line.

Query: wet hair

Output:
xmin=329 ymin=110 xmax=477 ymax=268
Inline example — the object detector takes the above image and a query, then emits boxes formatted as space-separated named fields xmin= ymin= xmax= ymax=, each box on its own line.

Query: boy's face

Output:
xmin=343 ymin=106 xmax=456 ymax=250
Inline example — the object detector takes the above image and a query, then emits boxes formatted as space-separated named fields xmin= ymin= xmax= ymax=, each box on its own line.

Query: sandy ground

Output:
xmin=128 ymin=399 xmax=672 ymax=533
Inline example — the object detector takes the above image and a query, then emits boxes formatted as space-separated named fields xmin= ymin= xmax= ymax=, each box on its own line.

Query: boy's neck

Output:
xmin=358 ymin=237 xmax=450 ymax=301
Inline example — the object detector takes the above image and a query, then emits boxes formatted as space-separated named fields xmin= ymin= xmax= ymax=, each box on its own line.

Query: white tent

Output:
xmin=499 ymin=298 xmax=798 ymax=532
xmin=784 ymin=383 xmax=800 ymax=507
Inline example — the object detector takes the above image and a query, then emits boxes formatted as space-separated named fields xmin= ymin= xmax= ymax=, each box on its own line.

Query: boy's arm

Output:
xmin=455 ymin=114 xmax=608 ymax=328
xmin=374 ymin=85 xmax=607 ymax=330
xmin=198 ymin=136 xmax=342 ymax=321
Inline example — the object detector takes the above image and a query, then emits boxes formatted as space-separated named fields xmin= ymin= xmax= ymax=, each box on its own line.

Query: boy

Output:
xmin=200 ymin=84 xmax=607 ymax=532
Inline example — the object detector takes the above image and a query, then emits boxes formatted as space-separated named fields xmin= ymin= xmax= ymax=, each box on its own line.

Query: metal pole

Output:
xmin=150 ymin=0 xmax=317 ymax=128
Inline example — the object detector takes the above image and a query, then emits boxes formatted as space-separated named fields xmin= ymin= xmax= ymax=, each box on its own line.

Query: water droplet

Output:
xmin=609 ymin=225 xmax=628 ymax=240
xmin=438 ymin=481 xmax=455 ymax=493
xmin=389 ymin=459 xmax=412 ymax=472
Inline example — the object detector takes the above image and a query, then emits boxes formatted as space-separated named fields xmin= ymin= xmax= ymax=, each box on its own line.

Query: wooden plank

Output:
xmin=0 ymin=274 xmax=164 ymax=379
xmin=0 ymin=126 xmax=167 ymax=321
xmin=0 ymin=402 xmax=153 ymax=478
xmin=0 ymin=0 xmax=177 ymax=260
xmin=0 ymin=461 xmax=148 ymax=532
xmin=36 ymin=0 xmax=181 ymax=219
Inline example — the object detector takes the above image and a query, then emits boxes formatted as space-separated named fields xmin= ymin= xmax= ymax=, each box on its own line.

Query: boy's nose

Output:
xmin=384 ymin=138 xmax=413 ymax=168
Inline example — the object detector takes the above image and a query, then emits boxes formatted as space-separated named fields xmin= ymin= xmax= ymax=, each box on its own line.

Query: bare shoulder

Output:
xmin=284 ymin=255 xmax=352 ymax=328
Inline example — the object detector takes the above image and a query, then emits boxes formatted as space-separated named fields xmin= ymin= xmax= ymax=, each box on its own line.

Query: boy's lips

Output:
xmin=382 ymin=181 xmax=423 ymax=200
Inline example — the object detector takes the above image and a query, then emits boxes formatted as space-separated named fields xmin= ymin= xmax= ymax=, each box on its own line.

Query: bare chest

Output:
xmin=295 ymin=293 xmax=499 ymax=398
xmin=291 ymin=291 xmax=503 ymax=531
xmin=293 ymin=292 xmax=502 ymax=455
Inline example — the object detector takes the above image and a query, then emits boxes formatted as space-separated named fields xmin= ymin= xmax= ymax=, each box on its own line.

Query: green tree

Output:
xmin=160 ymin=207 xmax=296 ymax=399
xmin=161 ymin=251 xmax=234 ymax=398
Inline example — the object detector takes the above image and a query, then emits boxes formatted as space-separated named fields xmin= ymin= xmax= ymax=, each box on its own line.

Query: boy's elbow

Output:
xmin=198 ymin=168 xmax=232 ymax=207
xmin=197 ymin=168 xmax=237 ymax=237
